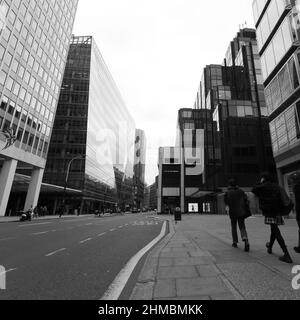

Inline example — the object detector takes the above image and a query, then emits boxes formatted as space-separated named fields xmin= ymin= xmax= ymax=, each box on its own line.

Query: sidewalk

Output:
xmin=130 ymin=215 xmax=300 ymax=300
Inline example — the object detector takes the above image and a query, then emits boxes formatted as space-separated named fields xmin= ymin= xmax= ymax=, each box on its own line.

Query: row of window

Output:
xmin=256 ymin=0 xmax=288 ymax=51
xmin=270 ymin=100 xmax=300 ymax=154
xmin=0 ymin=96 xmax=51 ymax=135
xmin=0 ymin=115 xmax=49 ymax=158
xmin=265 ymin=53 xmax=300 ymax=115
xmin=252 ymin=0 xmax=269 ymax=24
xmin=260 ymin=16 xmax=294 ymax=81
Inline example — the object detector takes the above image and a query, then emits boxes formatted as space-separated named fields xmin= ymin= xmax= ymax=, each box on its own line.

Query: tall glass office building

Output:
xmin=252 ymin=0 xmax=300 ymax=194
xmin=194 ymin=29 xmax=276 ymax=190
xmin=0 ymin=0 xmax=78 ymax=216
xmin=43 ymin=36 xmax=136 ymax=214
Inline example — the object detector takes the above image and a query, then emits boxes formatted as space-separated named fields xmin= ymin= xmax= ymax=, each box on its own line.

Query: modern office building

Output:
xmin=194 ymin=28 xmax=276 ymax=190
xmin=157 ymin=108 xmax=220 ymax=214
xmin=252 ymin=0 xmax=300 ymax=194
xmin=157 ymin=147 xmax=181 ymax=214
xmin=42 ymin=35 xmax=136 ymax=214
xmin=133 ymin=129 xmax=146 ymax=210
xmin=0 ymin=0 xmax=79 ymax=216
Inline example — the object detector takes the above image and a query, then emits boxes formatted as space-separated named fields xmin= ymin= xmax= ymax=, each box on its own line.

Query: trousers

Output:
xmin=231 ymin=217 xmax=248 ymax=244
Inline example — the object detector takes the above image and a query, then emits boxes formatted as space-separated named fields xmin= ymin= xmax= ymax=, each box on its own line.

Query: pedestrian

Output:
xmin=33 ymin=206 xmax=39 ymax=219
xmin=252 ymin=172 xmax=293 ymax=264
xmin=59 ymin=206 xmax=64 ymax=218
xmin=292 ymin=172 xmax=300 ymax=254
xmin=224 ymin=179 xmax=250 ymax=252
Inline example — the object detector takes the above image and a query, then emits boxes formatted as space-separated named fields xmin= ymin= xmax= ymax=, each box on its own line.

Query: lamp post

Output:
xmin=62 ymin=154 xmax=86 ymax=215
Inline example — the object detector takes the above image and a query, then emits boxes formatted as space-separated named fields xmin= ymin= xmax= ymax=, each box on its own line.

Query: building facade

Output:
xmin=42 ymin=35 xmax=136 ymax=215
xmin=133 ymin=129 xmax=146 ymax=210
xmin=195 ymin=28 xmax=276 ymax=190
xmin=253 ymin=0 xmax=300 ymax=195
xmin=0 ymin=0 xmax=79 ymax=216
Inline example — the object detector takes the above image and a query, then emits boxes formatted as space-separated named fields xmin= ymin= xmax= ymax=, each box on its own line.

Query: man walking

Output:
xmin=224 ymin=179 xmax=250 ymax=252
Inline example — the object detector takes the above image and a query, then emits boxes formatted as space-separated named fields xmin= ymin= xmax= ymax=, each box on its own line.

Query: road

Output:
xmin=0 ymin=213 xmax=164 ymax=300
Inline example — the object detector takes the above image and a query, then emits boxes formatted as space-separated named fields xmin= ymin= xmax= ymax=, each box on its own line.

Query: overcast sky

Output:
xmin=73 ymin=0 xmax=255 ymax=185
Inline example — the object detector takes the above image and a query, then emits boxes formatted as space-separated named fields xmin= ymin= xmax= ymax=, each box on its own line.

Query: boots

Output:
xmin=279 ymin=247 xmax=293 ymax=264
xmin=266 ymin=242 xmax=272 ymax=255
xmin=294 ymin=230 xmax=300 ymax=253
xmin=244 ymin=240 xmax=250 ymax=252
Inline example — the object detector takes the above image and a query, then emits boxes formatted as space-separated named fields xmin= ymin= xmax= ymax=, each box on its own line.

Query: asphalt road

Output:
xmin=0 ymin=213 xmax=164 ymax=300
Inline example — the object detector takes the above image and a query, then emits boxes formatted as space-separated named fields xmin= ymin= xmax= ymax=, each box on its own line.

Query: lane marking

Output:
xmin=110 ymin=228 xmax=116 ymax=232
xmin=101 ymin=221 xmax=167 ymax=300
xmin=79 ymin=238 xmax=92 ymax=244
xmin=85 ymin=223 xmax=93 ymax=226
xmin=118 ymin=226 xmax=123 ymax=229
xmin=0 ymin=268 xmax=17 ymax=276
xmin=97 ymin=233 xmax=106 ymax=237
xmin=32 ymin=231 xmax=49 ymax=236
xmin=45 ymin=248 xmax=66 ymax=257
xmin=0 ymin=237 xmax=15 ymax=241
xmin=19 ymin=222 xmax=53 ymax=227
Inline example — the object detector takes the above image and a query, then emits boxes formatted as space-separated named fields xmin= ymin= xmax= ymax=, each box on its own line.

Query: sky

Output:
xmin=73 ymin=0 xmax=255 ymax=185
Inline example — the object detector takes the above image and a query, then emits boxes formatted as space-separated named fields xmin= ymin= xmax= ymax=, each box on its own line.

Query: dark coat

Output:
xmin=224 ymin=187 xmax=247 ymax=219
xmin=294 ymin=183 xmax=300 ymax=221
xmin=252 ymin=182 xmax=281 ymax=218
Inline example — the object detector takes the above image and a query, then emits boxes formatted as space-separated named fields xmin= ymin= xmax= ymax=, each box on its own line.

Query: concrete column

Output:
xmin=0 ymin=159 xmax=18 ymax=217
xmin=180 ymin=147 xmax=185 ymax=213
xmin=157 ymin=156 xmax=162 ymax=214
xmin=24 ymin=168 xmax=44 ymax=212
xmin=52 ymin=198 xmax=58 ymax=215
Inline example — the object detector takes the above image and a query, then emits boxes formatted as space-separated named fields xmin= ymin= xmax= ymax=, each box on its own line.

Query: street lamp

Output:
xmin=62 ymin=154 xmax=86 ymax=215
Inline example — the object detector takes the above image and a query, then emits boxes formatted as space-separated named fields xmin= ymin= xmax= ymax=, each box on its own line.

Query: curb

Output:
xmin=130 ymin=218 xmax=176 ymax=300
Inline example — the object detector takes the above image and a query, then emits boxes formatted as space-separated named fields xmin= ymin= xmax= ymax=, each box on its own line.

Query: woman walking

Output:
xmin=224 ymin=179 xmax=250 ymax=252
xmin=252 ymin=173 xmax=293 ymax=264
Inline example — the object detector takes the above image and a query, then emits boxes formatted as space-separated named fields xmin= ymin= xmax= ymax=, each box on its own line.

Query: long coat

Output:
xmin=294 ymin=183 xmax=300 ymax=222
xmin=224 ymin=187 xmax=247 ymax=219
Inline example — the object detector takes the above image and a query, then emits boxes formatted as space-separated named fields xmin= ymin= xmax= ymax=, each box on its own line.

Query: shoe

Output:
xmin=294 ymin=247 xmax=300 ymax=254
xmin=266 ymin=242 xmax=272 ymax=255
xmin=244 ymin=241 xmax=250 ymax=252
xmin=232 ymin=243 xmax=238 ymax=248
xmin=279 ymin=254 xmax=293 ymax=264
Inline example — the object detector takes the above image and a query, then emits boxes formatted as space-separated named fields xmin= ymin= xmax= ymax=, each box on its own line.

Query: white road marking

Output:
xmin=32 ymin=231 xmax=49 ymax=236
xmin=0 ymin=237 xmax=15 ymax=241
xmin=45 ymin=248 xmax=66 ymax=257
xmin=97 ymin=233 xmax=106 ymax=237
xmin=79 ymin=238 xmax=92 ymax=244
xmin=101 ymin=221 xmax=167 ymax=300
xmin=118 ymin=226 xmax=123 ymax=229
xmin=0 ymin=268 xmax=17 ymax=276
xmin=110 ymin=228 xmax=116 ymax=232
xmin=85 ymin=223 xmax=93 ymax=226
xmin=19 ymin=222 xmax=53 ymax=227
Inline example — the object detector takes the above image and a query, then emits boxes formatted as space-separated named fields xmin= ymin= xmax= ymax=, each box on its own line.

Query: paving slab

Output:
xmin=157 ymin=266 xmax=199 ymax=279
xmin=153 ymin=279 xmax=176 ymax=299
xmin=176 ymin=277 xmax=229 ymax=298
